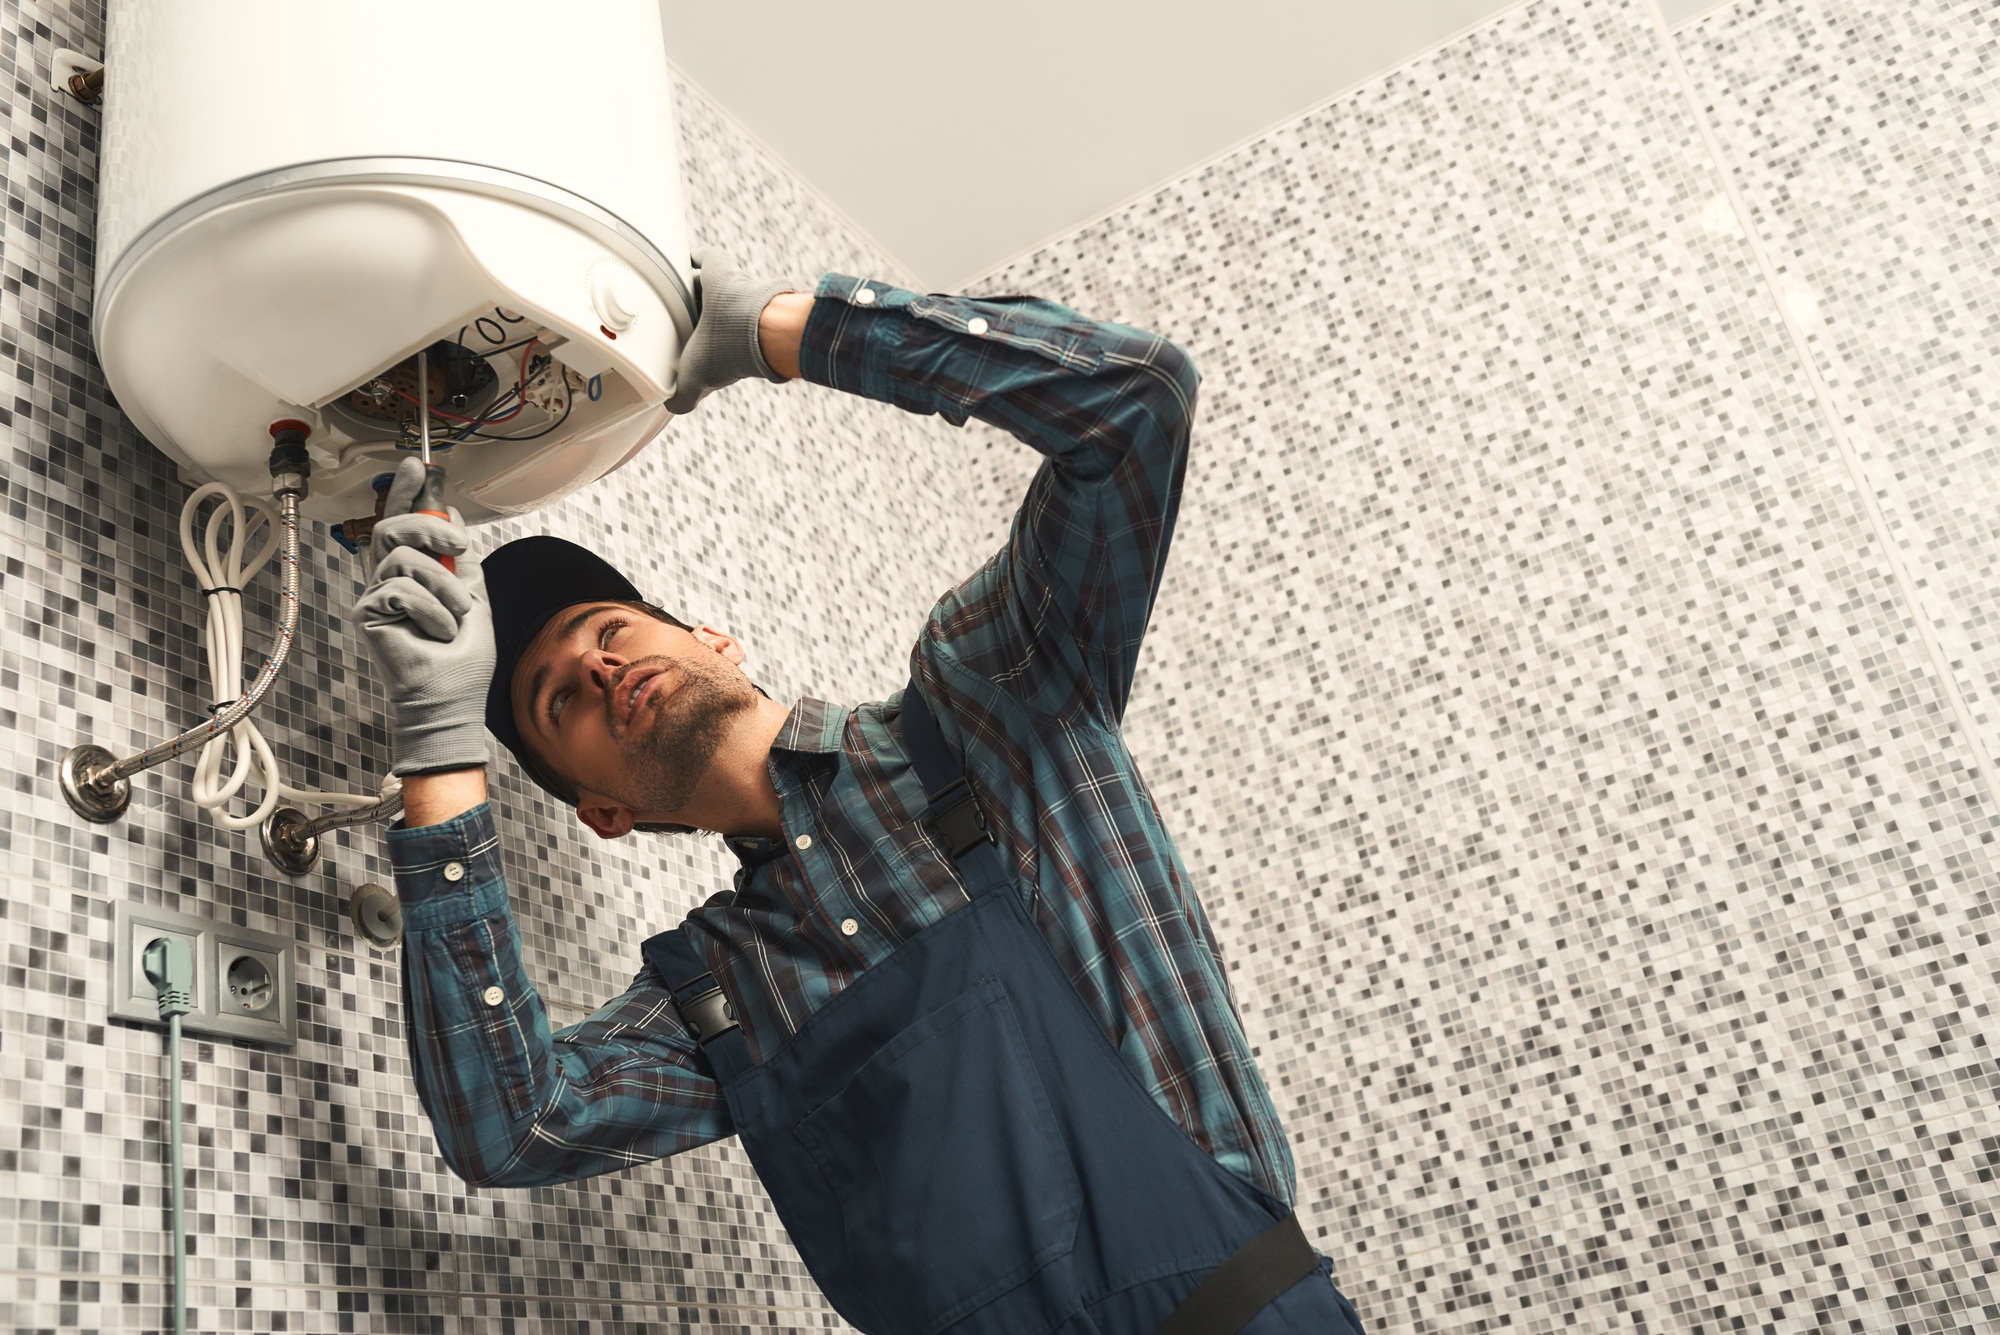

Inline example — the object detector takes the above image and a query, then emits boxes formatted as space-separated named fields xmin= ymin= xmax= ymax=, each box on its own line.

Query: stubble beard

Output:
xmin=609 ymin=654 xmax=758 ymax=816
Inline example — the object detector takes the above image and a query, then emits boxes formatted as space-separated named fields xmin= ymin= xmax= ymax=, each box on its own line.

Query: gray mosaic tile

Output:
xmin=7 ymin=0 xmax=1996 ymax=1329
xmin=0 ymin=0 xmax=973 ymax=1329
xmin=961 ymin=0 xmax=2000 ymax=1329
xmin=1678 ymin=0 xmax=2000 ymax=791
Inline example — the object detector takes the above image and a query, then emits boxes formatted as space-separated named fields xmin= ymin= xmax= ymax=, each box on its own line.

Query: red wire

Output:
xmin=395 ymin=339 xmax=540 ymax=425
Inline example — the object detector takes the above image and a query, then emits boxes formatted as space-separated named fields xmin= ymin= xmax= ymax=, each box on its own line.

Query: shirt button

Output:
xmin=840 ymin=918 xmax=859 ymax=937
xmin=966 ymin=317 xmax=989 ymax=335
xmin=854 ymin=287 xmax=876 ymax=305
xmin=443 ymin=861 xmax=465 ymax=882
xmin=794 ymin=834 xmax=812 ymax=851
xmin=482 ymin=986 xmax=504 ymax=1007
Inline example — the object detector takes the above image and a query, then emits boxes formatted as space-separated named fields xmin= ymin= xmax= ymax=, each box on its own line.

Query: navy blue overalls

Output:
xmin=644 ymin=685 xmax=1366 ymax=1335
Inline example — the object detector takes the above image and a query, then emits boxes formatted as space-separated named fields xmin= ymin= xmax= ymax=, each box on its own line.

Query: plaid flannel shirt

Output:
xmin=390 ymin=273 xmax=1296 ymax=1206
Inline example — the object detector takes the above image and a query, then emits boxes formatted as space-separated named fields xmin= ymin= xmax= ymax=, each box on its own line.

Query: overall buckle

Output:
xmin=678 ymin=979 xmax=739 ymax=1044
xmin=925 ymin=781 xmax=991 ymax=859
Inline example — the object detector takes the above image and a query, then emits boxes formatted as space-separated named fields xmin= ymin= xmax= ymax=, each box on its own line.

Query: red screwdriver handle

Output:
xmin=417 ymin=514 xmax=456 ymax=573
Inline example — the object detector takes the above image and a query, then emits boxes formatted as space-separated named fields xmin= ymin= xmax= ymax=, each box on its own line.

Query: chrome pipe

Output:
xmin=110 ymin=491 xmax=299 ymax=783
xmin=61 ymin=491 xmax=302 ymax=821
xmin=298 ymin=788 xmax=403 ymax=840
xmin=261 ymin=788 xmax=404 ymax=875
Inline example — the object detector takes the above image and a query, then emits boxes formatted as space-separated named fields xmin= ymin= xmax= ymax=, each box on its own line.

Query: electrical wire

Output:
xmin=461 ymin=378 xmax=574 ymax=442
xmin=143 ymin=936 xmax=192 ymax=1335
xmin=167 ymin=1010 xmax=185 ymax=1335
xmin=453 ymin=342 xmax=545 ymax=440
xmin=396 ymin=387 xmax=525 ymax=425
xmin=453 ymin=332 xmax=540 ymax=359
xmin=396 ymin=338 xmax=537 ymax=427
xmin=456 ymin=305 xmax=528 ymax=350
xmin=458 ymin=347 xmax=576 ymax=439
xmin=386 ymin=338 xmax=575 ymax=447
xmin=179 ymin=484 xmax=384 ymax=829
xmin=438 ymin=343 xmax=578 ymax=442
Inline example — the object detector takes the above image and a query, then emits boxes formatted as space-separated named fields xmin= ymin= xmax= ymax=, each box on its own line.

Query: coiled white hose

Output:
xmin=179 ymin=483 xmax=382 ymax=830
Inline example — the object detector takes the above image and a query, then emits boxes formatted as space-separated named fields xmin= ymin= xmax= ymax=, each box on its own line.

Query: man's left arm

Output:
xmin=768 ymin=278 xmax=1198 ymax=720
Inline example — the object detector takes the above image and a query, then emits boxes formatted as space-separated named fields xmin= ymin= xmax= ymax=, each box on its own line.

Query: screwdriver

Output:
xmin=413 ymin=349 xmax=455 ymax=573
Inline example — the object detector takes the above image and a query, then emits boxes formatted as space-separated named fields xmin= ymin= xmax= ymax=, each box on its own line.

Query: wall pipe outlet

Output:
xmin=260 ymin=787 xmax=406 ymax=876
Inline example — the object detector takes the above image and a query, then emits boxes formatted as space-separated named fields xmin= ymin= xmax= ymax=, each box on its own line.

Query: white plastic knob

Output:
xmin=591 ymin=260 xmax=647 ymax=332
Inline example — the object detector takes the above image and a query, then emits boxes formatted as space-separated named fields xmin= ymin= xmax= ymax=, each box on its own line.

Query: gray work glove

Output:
xmin=354 ymin=457 xmax=494 ymax=776
xmin=663 ymin=245 xmax=798 ymax=415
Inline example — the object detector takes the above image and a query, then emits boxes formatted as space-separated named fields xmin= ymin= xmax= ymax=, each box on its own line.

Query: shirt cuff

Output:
xmin=799 ymin=273 xmax=913 ymax=395
xmin=811 ymin=271 xmax=909 ymax=313
xmin=386 ymin=800 xmax=509 ymax=929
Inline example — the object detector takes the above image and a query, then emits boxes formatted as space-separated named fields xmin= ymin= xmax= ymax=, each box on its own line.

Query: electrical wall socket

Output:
xmin=110 ymin=902 xmax=208 ymax=1024
xmin=111 ymin=901 xmax=296 ymax=1046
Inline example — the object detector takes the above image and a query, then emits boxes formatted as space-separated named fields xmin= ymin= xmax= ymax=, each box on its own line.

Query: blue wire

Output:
xmin=587 ymin=374 xmax=603 ymax=402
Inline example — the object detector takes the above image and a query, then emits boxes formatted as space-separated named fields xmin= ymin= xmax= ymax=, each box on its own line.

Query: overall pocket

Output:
xmin=793 ymin=977 xmax=1082 ymax=1334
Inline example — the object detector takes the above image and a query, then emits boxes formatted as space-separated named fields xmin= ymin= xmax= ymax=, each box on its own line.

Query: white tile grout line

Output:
xmin=1643 ymin=0 xmax=2000 ymax=829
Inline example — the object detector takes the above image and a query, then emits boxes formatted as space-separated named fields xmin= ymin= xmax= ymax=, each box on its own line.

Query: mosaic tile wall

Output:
xmin=1 ymin=0 xmax=991 ymax=1330
xmin=953 ymin=0 xmax=2000 ymax=1330
xmin=5 ymin=0 xmax=1997 ymax=1332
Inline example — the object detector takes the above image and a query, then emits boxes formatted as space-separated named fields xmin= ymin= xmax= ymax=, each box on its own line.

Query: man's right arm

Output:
xmin=354 ymin=461 xmax=729 ymax=1182
xmin=392 ymin=801 xmax=731 ymax=1187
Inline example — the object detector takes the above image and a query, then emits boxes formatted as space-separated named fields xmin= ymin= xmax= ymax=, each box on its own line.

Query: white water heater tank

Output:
xmin=95 ymin=0 xmax=693 ymax=526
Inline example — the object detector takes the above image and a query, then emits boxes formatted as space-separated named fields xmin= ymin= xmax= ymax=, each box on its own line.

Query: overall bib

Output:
xmin=644 ymin=685 xmax=1366 ymax=1335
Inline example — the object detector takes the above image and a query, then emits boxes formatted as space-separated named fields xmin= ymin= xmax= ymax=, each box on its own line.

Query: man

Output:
xmin=358 ymin=248 xmax=1365 ymax=1335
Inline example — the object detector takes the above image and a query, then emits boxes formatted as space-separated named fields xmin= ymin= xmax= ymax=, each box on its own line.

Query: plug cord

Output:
xmin=143 ymin=937 xmax=192 ymax=1020
xmin=142 ymin=938 xmax=192 ymax=1335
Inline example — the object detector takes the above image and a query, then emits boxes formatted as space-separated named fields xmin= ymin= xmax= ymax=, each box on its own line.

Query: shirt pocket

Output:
xmin=792 ymin=978 xmax=1082 ymax=1334
xmin=836 ymin=809 xmax=974 ymax=943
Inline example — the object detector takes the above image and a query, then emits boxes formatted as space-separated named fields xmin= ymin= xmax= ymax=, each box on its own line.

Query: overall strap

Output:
xmin=642 ymin=927 xmax=752 ymax=1084
xmin=897 ymin=680 xmax=1010 ymax=890
xmin=1155 ymin=1213 xmax=1320 ymax=1335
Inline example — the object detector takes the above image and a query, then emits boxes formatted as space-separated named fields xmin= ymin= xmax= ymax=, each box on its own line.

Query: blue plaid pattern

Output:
xmin=391 ymin=274 xmax=1296 ymax=1205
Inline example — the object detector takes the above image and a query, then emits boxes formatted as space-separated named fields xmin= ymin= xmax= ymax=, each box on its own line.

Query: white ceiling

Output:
xmin=658 ymin=0 xmax=1728 ymax=290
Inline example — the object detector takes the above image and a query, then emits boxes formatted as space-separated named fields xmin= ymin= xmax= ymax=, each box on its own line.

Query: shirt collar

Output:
xmin=724 ymin=697 xmax=848 ymax=870
xmin=725 ymin=834 xmax=786 ymax=868
xmin=771 ymin=696 xmax=847 ymax=755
